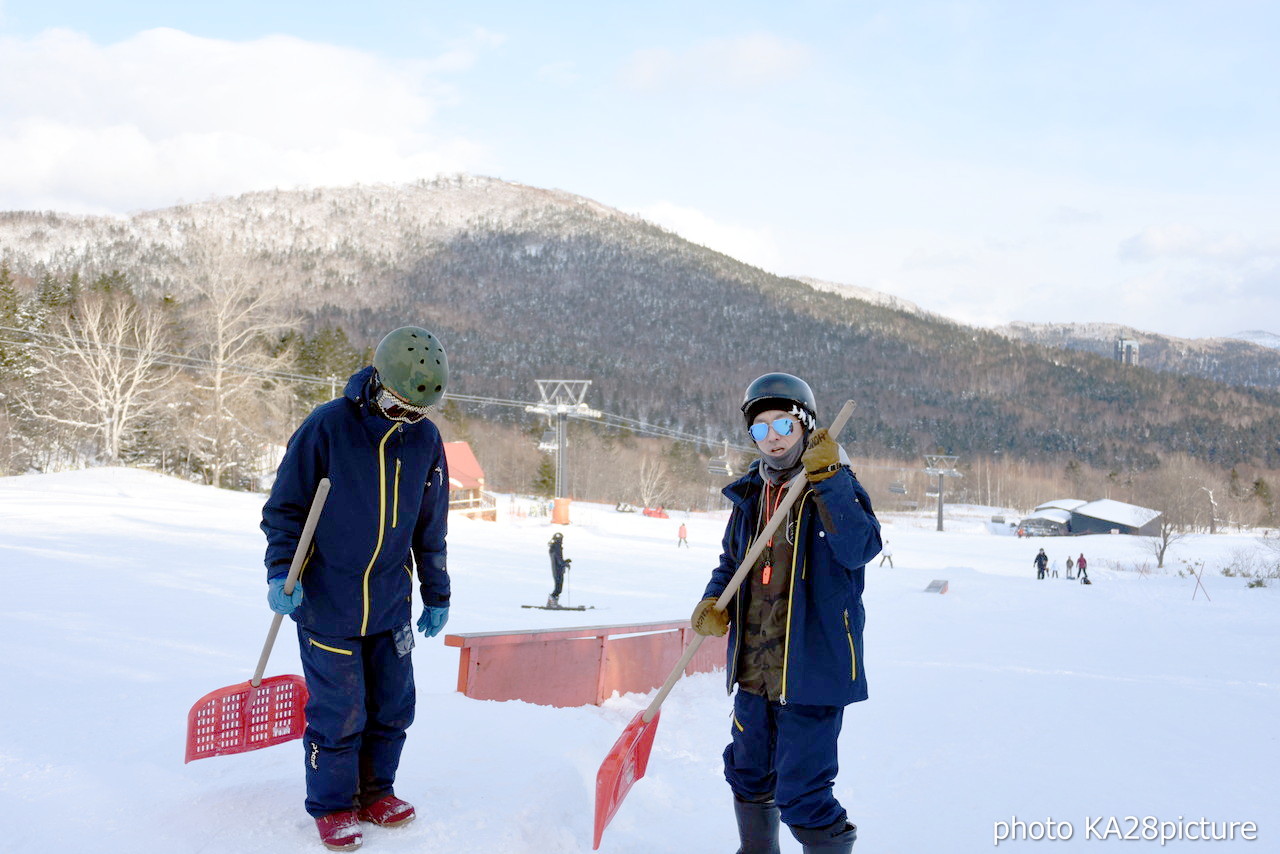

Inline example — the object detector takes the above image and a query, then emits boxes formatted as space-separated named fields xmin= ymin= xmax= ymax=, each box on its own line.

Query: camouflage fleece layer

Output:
xmin=735 ymin=490 xmax=798 ymax=700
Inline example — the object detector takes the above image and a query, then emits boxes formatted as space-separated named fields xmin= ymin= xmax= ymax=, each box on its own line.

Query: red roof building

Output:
xmin=443 ymin=442 xmax=495 ymax=520
xmin=443 ymin=441 xmax=485 ymax=491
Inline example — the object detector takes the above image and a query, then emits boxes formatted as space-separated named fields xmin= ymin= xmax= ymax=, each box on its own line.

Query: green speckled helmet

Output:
xmin=373 ymin=326 xmax=448 ymax=408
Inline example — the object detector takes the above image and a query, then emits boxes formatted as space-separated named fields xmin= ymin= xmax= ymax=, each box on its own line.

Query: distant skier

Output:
xmin=1077 ymin=553 xmax=1089 ymax=584
xmin=260 ymin=326 xmax=451 ymax=852
xmin=547 ymin=532 xmax=569 ymax=606
xmin=678 ymin=523 xmax=689 ymax=548
xmin=690 ymin=373 xmax=879 ymax=854
xmin=1050 ymin=558 xmax=1060 ymax=578
xmin=879 ymin=539 xmax=894 ymax=567
xmin=1066 ymin=556 xmax=1075 ymax=579
xmin=1034 ymin=548 xmax=1049 ymax=580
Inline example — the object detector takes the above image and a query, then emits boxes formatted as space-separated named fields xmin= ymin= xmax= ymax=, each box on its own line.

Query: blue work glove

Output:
xmin=417 ymin=605 xmax=449 ymax=638
xmin=267 ymin=578 xmax=304 ymax=615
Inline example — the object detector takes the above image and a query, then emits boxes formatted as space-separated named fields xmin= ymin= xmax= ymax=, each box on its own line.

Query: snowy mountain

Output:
xmin=2 ymin=467 xmax=1277 ymax=853
xmin=792 ymin=276 xmax=934 ymax=318
xmin=0 ymin=175 xmax=639 ymax=307
xmin=4 ymin=177 xmax=1280 ymax=471
xmin=1230 ymin=329 xmax=1280 ymax=349
xmin=997 ymin=321 xmax=1280 ymax=389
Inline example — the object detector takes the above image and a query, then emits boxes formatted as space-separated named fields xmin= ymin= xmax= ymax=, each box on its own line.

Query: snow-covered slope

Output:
xmin=1230 ymin=330 xmax=1280 ymax=349
xmin=1000 ymin=320 xmax=1280 ymax=353
xmin=792 ymin=276 xmax=935 ymax=318
xmin=1 ymin=468 xmax=1277 ymax=852
xmin=0 ymin=175 xmax=641 ymax=289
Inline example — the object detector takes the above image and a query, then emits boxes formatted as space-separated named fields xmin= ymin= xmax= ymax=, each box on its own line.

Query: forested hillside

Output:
xmin=999 ymin=321 xmax=1280 ymax=389
xmin=3 ymin=176 xmax=1280 ymax=486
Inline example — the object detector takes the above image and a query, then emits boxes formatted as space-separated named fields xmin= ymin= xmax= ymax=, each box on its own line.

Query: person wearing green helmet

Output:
xmin=261 ymin=326 xmax=451 ymax=851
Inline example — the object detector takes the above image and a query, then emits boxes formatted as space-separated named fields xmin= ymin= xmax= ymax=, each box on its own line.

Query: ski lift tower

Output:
xmin=923 ymin=455 xmax=962 ymax=532
xmin=526 ymin=380 xmax=601 ymax=499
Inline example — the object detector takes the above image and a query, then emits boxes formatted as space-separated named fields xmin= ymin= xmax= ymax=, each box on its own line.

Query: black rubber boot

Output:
xmin=732 ymin=796 xmax=781 ymax=854
xmin=791 ymin=817 xmax=857 ymax=853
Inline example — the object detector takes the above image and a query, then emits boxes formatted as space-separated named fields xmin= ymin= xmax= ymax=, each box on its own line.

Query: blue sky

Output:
xmin=1 ymin=1 xmax=1276 ymax=339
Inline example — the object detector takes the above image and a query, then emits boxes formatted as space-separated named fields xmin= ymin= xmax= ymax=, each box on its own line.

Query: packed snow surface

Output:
xmin=1 ymin=468 xmax=1277 ymax=853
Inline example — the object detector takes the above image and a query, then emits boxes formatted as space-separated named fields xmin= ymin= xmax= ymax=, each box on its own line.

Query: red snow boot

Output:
xmin=357 ymin=794 xmax=416 ymax=827
xmin=315 ymin=810 xmax=362 ymax=850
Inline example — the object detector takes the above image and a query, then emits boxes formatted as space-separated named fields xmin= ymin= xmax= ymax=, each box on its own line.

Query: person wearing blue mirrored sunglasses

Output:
xmin=689 ymin=372 xmax=883 ymax=854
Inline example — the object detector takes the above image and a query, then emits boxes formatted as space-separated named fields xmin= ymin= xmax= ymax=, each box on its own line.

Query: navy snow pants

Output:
xmin=723 ymin=690 xmax=847 ymax=830
xmin=297 ymin=624 xmax=415 ymax=817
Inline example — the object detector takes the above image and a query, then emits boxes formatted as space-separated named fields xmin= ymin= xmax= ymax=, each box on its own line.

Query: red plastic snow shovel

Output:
xmin=592 ymin=401 xmax=856 ymax=849
xmin=184 ymin=477 xmax=331 ymax=763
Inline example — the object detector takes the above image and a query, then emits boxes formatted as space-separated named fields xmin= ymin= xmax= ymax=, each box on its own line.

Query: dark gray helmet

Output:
xmin=741 ymin=372 xmax=817 ymax=431
xmin=373 ymin=326 xmax=448 ymax=407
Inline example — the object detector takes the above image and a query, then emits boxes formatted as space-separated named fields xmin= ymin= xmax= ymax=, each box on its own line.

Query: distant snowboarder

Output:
xmin=1066 ymin=556 xmax=1075 ymax=579
xmin=1077 ymin=553 xmax=1089 ymax=584
xmin=547 ymin=532 xmax=569 ymax=606
xmin=879 ymin=540 xmax=894 ymax=567
xmin=677 ymin=523 xmax=689 ymax=548
xmin=1034 ymin=548 xmax=1049 ymax=580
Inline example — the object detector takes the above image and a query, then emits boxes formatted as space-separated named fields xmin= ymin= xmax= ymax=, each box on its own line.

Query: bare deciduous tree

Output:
xmin=20 ymin=291 xmax=178 ymax=464
xmin=1145 ymin=515 xmax=1188 ymax=569
xmin=182 ymin=267 xmax=296 ymax=488
xmin=636 ymin=454 xmax=673 ymax=509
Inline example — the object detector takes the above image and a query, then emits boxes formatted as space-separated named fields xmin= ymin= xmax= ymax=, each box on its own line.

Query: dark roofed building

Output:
xmin=1069 ymin=499 xmax=1161 ymax=536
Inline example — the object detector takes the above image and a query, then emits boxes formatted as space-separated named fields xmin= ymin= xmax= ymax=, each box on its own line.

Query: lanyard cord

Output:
xmin=758 ymin=481 xmax=787 ymax=584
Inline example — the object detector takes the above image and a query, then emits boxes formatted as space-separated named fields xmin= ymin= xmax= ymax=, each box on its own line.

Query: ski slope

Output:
xmin=1 ymin=468 xmax=1276 ymax=853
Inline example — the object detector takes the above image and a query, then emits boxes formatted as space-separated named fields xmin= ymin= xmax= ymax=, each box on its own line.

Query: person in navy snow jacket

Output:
xmin=261 ymin=326 xmax=451 ymax=852
xmin=690 ymin=373 xmax=881 ymax=854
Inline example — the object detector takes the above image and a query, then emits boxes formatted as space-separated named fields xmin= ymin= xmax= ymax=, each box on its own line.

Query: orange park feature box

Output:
xmin=444 ymin=620 xmax=728 ymax=707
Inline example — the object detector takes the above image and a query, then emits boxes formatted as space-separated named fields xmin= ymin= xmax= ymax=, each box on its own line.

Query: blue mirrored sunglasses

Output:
xmin=749 ymin=417 xmax=795 ymax=442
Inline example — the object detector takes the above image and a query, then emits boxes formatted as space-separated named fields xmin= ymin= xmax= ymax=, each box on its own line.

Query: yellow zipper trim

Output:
xmin=779 ymin=491 xmax=812 ymax=705
xmin=298 ymin=542 xmax=316 ymax=580
xmin=361 ymin=424 xmax=399 ymax=636
xmin=844 ymin=609 xmax=858 ymax=681
xmin=308 ymin=638 xmax=353 ymax=656
xmin=393 ymin=459 xmax=401 ymax=528
xmin=732 ymin=712 xmax=745 ymax=732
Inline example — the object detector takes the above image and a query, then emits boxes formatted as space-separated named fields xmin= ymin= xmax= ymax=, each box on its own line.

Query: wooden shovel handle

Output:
xmin=252 ymin=477 xmax=332 ymax=687
xmin=642 ymin=400 xmax=857 ymax=721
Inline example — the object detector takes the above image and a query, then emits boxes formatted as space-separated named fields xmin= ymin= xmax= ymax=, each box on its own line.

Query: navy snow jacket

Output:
xmin=262 ymin=366 xmax=450 ymax=638
xmin=703 ymin=462 xmax=881 ymax=707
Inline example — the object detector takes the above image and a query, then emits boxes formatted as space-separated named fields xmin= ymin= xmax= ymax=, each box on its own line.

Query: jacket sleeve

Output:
xmin=261 ymin=411 xmax=329 ymax=581
xmin=414 ymin=436 xmax=451 ymax=607
xmin=809 ymin=467 xmax=882 ymax=570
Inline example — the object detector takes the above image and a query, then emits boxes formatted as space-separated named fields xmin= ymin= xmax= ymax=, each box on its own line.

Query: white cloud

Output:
xmin=536 ymin=61 xmax=579 ymax=86
xmin=619 ymin=33 xmax=811 ymax=92
xmin=634 ymin=201 xmax=782 ymax=271
xmin=0 ymin=27 xmax=494 ymax=213
xmin=1118 ymin=224 xmax=1279 ymax=264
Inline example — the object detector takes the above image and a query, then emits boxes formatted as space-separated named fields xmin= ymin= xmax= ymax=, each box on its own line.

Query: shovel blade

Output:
xmin=184 ymin=674 xmax=308 ymax=763
xmin=593 ymin=708 xmax=660 ymax=849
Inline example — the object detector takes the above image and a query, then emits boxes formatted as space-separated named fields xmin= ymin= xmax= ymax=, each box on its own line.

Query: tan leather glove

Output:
xmin=690 ymin=597 xmax=729 ymax=637
xmin=802 ymin=427 xmax=841 ymax=483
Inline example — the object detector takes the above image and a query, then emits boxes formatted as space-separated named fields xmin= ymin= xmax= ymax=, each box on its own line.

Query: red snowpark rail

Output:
xmin=443 ymin=620 xmax=727 ymax=708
